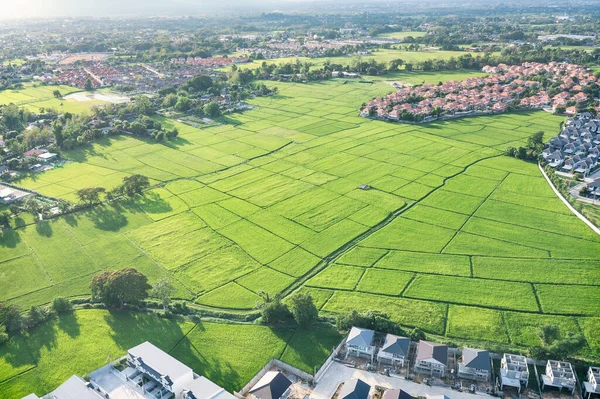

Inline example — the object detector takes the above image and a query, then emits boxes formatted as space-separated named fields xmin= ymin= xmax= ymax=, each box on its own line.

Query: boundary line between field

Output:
xmin=538 ymin=163 xmax=600 ymax=236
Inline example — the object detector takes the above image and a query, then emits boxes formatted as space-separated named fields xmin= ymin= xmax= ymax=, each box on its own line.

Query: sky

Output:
xmin=0 ymin=0 xmax=315 ymax=19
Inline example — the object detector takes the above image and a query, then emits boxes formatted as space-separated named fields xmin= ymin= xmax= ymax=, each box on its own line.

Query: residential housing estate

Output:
xmin=543 ymin=113 xmax=600 ymax=176
xmin=361 ymin=62 xmax=599 ymax=123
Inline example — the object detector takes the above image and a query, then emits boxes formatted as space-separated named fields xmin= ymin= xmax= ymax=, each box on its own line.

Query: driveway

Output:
xmin=310 ymin=362 xmax=493 ymax=399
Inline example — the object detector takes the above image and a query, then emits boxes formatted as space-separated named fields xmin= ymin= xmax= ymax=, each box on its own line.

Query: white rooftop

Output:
xmin=50 ymin=375 xmax=104 ymax=399
xmin=128 ymin=341 xmax=192 ymax=382
xmin=183 ymin=376 xmax=237 ymax=399
xmin=38 ymin=152 xmax=57 ymax=160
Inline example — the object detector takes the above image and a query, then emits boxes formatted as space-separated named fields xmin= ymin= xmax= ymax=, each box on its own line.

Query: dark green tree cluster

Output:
xmin=505 ymin=131 xmax=544 ymax=160
xmin=257 ymin=291 xmax=319 ymax=327
xmin=0 ymin=297 xmax=73 ymax=345
xmin=90 ymin=267 xmax=151 ymax=308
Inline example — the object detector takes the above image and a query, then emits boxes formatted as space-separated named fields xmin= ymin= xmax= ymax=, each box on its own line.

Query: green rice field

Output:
xmin=0 ymin=84 xmax=113 ymax=114
xmin=1 ymin=76 xmax=599 ymax=397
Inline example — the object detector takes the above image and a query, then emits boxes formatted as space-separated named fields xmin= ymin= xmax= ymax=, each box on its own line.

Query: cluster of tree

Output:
xmin=77 ymin=174 xmax=150 ymax=205
xmin=256 ymin=291 xmax=319 ymax=327
xmin=0 ymin=297 xmax=73 ymax=345
xmin=335 ymin=309 xmax=426 ymax=341
xmin=505 ymin=131 xmax=545 ymax=161
xmin=528 ymin=324 xmax=586 ymax=360
xmin=90 ymin=267 xmax=152 ymax=308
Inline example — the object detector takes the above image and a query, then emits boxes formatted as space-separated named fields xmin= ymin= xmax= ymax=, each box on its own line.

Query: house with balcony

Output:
xmin=457 ymin=348 xmax=491 ymax=382
xmin=345 ymin=327 xmax=376 ymax=362
xmin=541 ymin=360 xmax=576 ymax=394
xmin=377 ymin=334 xmax=410 ymax=367
xmin=500 ymin=354 xmax=529 ymax=392
xmin=414 ymin=341 xmax=448 ymax=377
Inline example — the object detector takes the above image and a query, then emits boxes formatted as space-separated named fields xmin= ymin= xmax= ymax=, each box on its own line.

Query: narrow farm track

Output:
xmin=281 ymin=154 xmax=503 ymax=298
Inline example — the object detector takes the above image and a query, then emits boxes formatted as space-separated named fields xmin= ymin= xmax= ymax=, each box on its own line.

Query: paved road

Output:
xmin=310 ymin=362 xmax=493 ymax=399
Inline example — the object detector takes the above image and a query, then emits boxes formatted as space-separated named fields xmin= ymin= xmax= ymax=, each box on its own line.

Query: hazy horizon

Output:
xmin=2 ymin=0 xmax=329 ymax=20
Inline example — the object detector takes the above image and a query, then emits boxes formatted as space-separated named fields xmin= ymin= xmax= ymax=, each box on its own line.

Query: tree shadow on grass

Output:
xmin=0 ymin=227 xmax=22 ymax=248
xmin=167 ymin=321 xmax=243 ymax=391
xmin=280 ymin=324 xmax=342 ymax=374
xmin=57 ymin=311 xmax=81 ymax=339
xmin=63 ymin=213 xmax=78 ymax=227
xmin=86 ymin=206 xmax=129 ymax=232
xmin=7 ymin=312 xmax=79 ymax=368
xmin=35 ymin=220 xmax=53 ymax=237
xmin=103 ymin=310 xmax=188 ymax=352
xmin=134 ymin=192 xmax=173 ymax=215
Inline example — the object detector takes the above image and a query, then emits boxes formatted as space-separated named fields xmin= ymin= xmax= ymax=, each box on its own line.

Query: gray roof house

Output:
xmin=500 ymin=353 xmax=529 ymax=392
xmin=383 ymin=389 xmax=413 ymax=399
xmin=345 ymin=327 xmax=376 ymax=361
xmin=249 ymin=371 xmax=292 ymax=399
xmin=414 ymin=341 xmax=448 ymax=377
xmin=377 ymin=334 xmax=410 ymax=367
xmin=546 ymin=150 xmax=565 ymax=167
xmin=458 ymin=348 xmax=491 ymax=381
xmin=583 ymin=367 xmax=600 ymax=399
xmin=589 ymin=178 xmax=600 ymax=196
xmin=541 ymin=360 xmax=576 ymax=394
xmin=340 ymin=378 xmax=371 ymax=399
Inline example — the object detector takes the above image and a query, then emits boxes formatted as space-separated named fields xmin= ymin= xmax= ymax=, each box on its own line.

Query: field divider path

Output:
xmin=282 ymin=154 xmax=502 ymax=299
xmin=437 ymin=173 xmax=509 ymax=255
xmin=530 ymin=283 xmax=543 ymax=313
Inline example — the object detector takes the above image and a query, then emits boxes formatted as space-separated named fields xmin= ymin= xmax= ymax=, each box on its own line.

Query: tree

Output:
xmin=256 ymin=292 xmax=290 ymax=324
xmin=76 ymin=187 xmax=105 ymax=205
xmin=84 ymin=78 xmax=94 ymax=91
xmin=52 ymin=297 xmax=73 ymax=313
xmin=288 ymin=292 xmax=318 ymax=326
xmin=90 ymin=268 xmax=151 ymax=308
xmin=151 ymin=278 xmax=175 ymax=310
xmin=53 ymin=90 xmax=62 ymax=99
xmin=175 ymin=96 xmax=192 ymax=112
xmin=0 ymin=303 xmax=23 ymax=332
xmin=203 ymin=101 xmax=221 ymax=118
xmin=114 ymin=174 xmax=150 ymax=197
xmin=26 ymin=305 xmax=51 ymax=328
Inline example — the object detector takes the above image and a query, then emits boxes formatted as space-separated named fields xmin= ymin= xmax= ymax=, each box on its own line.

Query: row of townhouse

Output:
xmin=344 ymin=327 xmax=600 ymax=397
xmin=543 ymin=113 xmax=600 ymax=175
xmin=344 ymin=327 xmax=492 ymax=382
xmin=362 ymin=62 xmax=598 ymax=122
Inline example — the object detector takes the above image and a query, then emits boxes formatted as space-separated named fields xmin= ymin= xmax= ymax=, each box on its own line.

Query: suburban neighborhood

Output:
xmin=361 ymin=62 xmax=600 ymax=122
